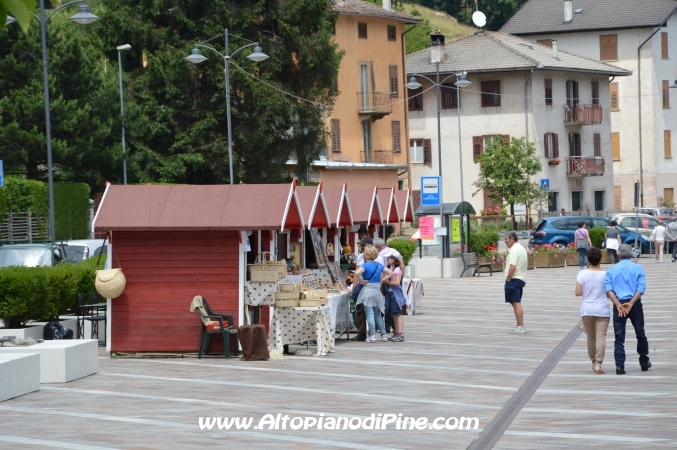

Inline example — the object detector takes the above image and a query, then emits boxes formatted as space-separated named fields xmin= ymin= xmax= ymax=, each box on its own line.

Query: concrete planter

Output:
xmin=535 ymin=252 xmax=566 ymax=268
xmin=0 ymin=325 xmax=45 ymax=340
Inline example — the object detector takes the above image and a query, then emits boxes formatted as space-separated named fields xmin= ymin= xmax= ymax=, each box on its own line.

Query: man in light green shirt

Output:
xmin=504 ymin=231 xmax=528 ymax=334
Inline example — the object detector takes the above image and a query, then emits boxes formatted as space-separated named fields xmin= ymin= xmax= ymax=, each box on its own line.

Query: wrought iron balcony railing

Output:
xmin=361 ymin=150 xmax=394 ymax=164
xmin=566 ymin=156 xmax=605 ymax=176
xmin=563 ymin=104 xmax=602 ymax=125
xmin=357 ymin=92 xmax=393 ymax=115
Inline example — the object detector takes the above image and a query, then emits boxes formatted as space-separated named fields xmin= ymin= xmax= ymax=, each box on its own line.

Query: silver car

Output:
xmin=63 ymin=239 xmax=108 ymax=262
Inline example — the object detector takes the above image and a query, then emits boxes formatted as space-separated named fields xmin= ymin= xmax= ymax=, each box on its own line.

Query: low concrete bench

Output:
xmin=0 ymin=354 xmax=40 ymax=401
xmin=0 ymin=340 xmax=98 ymax=383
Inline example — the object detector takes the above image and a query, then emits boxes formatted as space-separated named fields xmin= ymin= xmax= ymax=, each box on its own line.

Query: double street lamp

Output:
xmin=404 ymin=35 xmax=472 ymax=265
xmin=7 ymin=1 xmax=99 ymax=244
xmin=185 ymin=29 xmax=269 ymax=185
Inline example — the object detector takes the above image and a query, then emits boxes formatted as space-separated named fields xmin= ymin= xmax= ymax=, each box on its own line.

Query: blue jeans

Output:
xmin=612 ymin=300 xmax=650 ymax=369
xmin=365 ymin=306 xmax=386 ymax=337
xmin=577 ymin=248 xmax=588 ymax=267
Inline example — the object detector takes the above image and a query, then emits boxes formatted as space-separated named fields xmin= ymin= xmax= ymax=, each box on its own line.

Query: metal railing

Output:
xmin=357 ymin=91 xmax=393 ymax=114
xmin=563 ymin=104 xmax=602 ymax=124
xmin=566 ymin=156 xmax=605 ymax=176
xmin=0 ymin=212 xmax=49 ymax=243
xmin=360 ymin=150 xmax=394 ymax=164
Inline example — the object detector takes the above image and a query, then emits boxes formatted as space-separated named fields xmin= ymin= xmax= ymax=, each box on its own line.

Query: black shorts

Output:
xmin=385 ymin=294 xmax=403 ymax=316
xmin=504 ymin=279 xmax=526 ymax=303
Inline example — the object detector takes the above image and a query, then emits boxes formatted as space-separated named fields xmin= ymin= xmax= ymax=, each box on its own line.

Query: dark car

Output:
xmin=529 ymin=216 xmax=650 ymax=256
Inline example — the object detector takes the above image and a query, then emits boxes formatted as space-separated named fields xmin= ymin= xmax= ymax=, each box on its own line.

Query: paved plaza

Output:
xmin=0 ymin=258 xmax=676 ymax=449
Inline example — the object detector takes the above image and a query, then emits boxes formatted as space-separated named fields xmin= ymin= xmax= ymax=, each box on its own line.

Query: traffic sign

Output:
xmin=540 ymin=178 xmax=550 ymax=191
xmin=420 ymin=176 xmax=440 ymax=206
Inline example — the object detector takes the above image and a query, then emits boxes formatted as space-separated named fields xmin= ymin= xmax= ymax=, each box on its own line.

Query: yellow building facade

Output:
xmin=322 ymin=1 xmax=420 ymax=189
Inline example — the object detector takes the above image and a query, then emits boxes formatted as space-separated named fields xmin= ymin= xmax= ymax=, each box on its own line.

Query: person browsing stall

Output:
xmin=382 ymin=254 xmax=407 ymax=342
xmin=354 ymin=245 xmax=393 ymax=343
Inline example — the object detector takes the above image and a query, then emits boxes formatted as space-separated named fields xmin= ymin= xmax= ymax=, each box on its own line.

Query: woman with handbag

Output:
xmin=574 ymin=221 xmax=593 ymax=268
xmin=354 ymin=245 xmax=392 ymax=342
xmin=650 ymin=220 xmax=667 ymax=262
xmin=575 ymin=247 xmax=611 ymax=374
xmin=605 ymin=221 xmax=622 ymax=264
xmin=382 ymin=254 xmax=407 ymax=342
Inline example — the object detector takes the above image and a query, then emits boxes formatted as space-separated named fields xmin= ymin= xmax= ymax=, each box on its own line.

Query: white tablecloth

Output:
xmin=326 ymin=292 xmax=351 ymax=331
xmin=245 ymin=281 xmax=277 ymax=306
xmin=268 ymin=306 xmax=334 ymax=356
xmin=402 ymin=278 xmax=424 ymax=315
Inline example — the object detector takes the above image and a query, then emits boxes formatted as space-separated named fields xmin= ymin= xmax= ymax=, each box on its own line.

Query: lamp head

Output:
xmin=117 ymin=44 xmax=132 ymax=51
xmin=454 ymin=73 xmax=472 ymax=88
xmin=70 ymin=4 xmax=99 ymax=24
xmin=671 ymin=80 xmax=677 ymax=89
xmin=6 ymin=15 xmax=16 ymax=26
xmin=185 ymin=47 xmax=208 ymax=64
xmin=246 ymin=45 xmax=269 ymax=62
xmin=404 ymin=76 xmax=422 ymax=90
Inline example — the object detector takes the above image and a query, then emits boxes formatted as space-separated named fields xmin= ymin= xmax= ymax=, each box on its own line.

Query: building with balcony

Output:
xmin=406 ymin=31 xmax=630 ymax=215
xmin=502 ymin=0 xmax=677 ymax=210
xmin=312 ymin=0 xmax=420 ymax=189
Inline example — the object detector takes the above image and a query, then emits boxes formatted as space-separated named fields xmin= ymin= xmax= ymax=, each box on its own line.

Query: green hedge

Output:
xmin=470 ymin=231 xmax=500 ymax=257
xmin=589 ymin=227 xmax=606 ymax=249
xmin=387 ymin=238 xmax=417 ymax=265
xmin=0 ymin=255 xmax=104 ymax=329
xmin=0 ymin=176 xmax=91 ymax=240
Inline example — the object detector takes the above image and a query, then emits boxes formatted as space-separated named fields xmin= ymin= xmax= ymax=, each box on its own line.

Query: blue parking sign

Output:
xmin=420 ymin=176 xmax=440 ymax=206
xmin=0 ymin=160 xmax=3 ymax=187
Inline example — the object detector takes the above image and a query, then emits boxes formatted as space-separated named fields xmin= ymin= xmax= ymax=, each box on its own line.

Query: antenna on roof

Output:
xmin=472 ymin=10 xmax=486 ymax=29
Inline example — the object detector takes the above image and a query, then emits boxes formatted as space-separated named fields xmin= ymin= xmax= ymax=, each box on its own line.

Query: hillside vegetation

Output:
xmin=402 ymin=2 xmax=476 ymax=54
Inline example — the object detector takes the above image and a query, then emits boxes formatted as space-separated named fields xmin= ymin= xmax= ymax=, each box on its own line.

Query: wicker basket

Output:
xmin=275 ymin=299 xmax=299 ymax=308
xmin=279 ymin=279 xmax=303 ymax=292
xmin=95 ymin=268 xmax=126 ymax=298
xmin=305 ymin=288 xmax=328 ymax=300
xmin=248 ymin=251 xmax=287 ymax=282
xmin=274 ymin=291 xmax=301 ymax=301
xmin=299 ymin=299 xmax=323 ymax=307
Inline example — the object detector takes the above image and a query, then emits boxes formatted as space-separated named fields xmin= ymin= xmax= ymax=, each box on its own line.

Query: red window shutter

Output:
xmin=389 ymin=65 xmax=398 ymax=98
xmin=331 ymin=119 xmax=341 ymax=152
xmin=481 ymin=81 xmax=501 ymax=107
xmin=392 ymin=121 xmax=401 ymax=153
xmin=593 ymin=133 xmax=601 ymax=157
xmin=544 ymin=133 xmax=550 ymax=158
xmin=553 ymin=133 xmax=559 ymax=158
xmin=473 ymin=136 xmax=484 ymax=162
xmin=544 ymin=79 xmax=552 ymax=105
xmin=483 ymin=189 xmax=495 ymax=210
xmin=662 ymin=32 xmax=669 ymax=58
xmin=423 ymin=139 xmax=432 ymax=164
xmin=592 ymin=81 xmax=599 ymax=105
xmin=610 ymin=82 xmax=619 ymax=110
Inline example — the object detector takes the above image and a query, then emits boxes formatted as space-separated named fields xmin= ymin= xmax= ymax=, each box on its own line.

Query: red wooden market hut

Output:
xmin=377 ymin=187 xmax=401 ymax=237
xmin=395 ymin=188 xmax=415 ymax=223
xmin=294 ymin=184 xmax=332 ymax=268
xmin=92 ymin=182 xmax=304 ymax=353
xmin=349 ymin=186 xmax=384 ymax=246
xmin=323 ymin=183 xmax=355 ymax=257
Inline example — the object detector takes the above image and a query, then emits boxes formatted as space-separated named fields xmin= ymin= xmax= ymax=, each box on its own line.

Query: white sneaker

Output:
xmin=509 ymin=326 xmax=527 ymax=334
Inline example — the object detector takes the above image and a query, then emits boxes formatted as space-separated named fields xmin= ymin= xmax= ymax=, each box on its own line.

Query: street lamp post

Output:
xmin=117 ymin=44 xmax=132 ymax=185
xmin=34 ymin=1 xmax=99 ymax=244
xmin=186 ymin=29 xmax=268 ymax=185
xmin=405 ymin=40 xmax=472 ymax=272
xmin=6 ymin=2 xmax=100 ymax=244
xmin=454 ymin=73 xmax=472 ymax=202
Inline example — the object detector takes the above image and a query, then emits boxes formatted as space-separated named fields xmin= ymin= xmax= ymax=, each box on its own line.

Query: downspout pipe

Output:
xmin=638 ymin=27 xmax=662 ymax=207
xmin=525 ymin=70 xmax=533 ymax=142
xmin=401 ymin=23 xmax=417 ymax=192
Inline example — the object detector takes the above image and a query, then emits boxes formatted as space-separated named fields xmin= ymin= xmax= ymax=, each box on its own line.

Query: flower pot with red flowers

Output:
xmin=534 ymin=244 xmax=566 ymax=268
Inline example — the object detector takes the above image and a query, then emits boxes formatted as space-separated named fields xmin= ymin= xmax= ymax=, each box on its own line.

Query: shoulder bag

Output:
xmin=575 ymin=230 xmax=589 ymax=250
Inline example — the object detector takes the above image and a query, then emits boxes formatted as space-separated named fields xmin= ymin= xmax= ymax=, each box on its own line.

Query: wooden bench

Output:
xmin=460 ymin=252 xmax=493 ymax=277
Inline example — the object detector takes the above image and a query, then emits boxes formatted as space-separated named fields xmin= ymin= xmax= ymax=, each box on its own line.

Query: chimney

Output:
xmin=430 ymin=30 xmax=445 ymax=63
xmin=383 ymin=0 xmax=392 ymax=11
xmin=564 ymin=0 xmax=573 ymax=22
xmin=552 ymin=39 xmax=558 ymax=58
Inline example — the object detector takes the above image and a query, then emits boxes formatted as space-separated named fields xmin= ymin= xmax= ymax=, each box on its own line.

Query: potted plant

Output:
xmin=533 ymin=244 xmax=566 ymax=268
xmin=548 ymin=158 xmax=561 ymax=166
xmin=588 ymin=227 xmax=610 ymax=264
xmin=565 ymin=242 xmax=579 ymax=266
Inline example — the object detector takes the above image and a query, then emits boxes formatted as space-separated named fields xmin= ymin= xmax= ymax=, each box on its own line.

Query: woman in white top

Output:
xmin=650 ymin=220 xmax=667 ymax=262
xmin=575 ymin=247 xmax=611 ymax=374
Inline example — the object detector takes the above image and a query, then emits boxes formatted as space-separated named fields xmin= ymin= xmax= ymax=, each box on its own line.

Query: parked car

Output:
xmin=0 ymin=243 xmax=68 ymax=268
xmin=63 ymin=239 xmax=107 ymax=262
xmin=638 ymin=207 xmax=674 ymax=220
xmin=529 ymin=216 xmax=650 ymax=256
xmin=608 ymin=213 xmax=658 ymax=237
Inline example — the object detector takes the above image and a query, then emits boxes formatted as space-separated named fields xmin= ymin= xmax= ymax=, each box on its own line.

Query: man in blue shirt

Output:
xmin=605 ymin=244 xmax=651 ymax=375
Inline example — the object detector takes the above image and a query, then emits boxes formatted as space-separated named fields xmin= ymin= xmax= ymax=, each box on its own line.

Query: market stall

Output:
xmin=93 ymin=182 xmax=304 ymax=354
